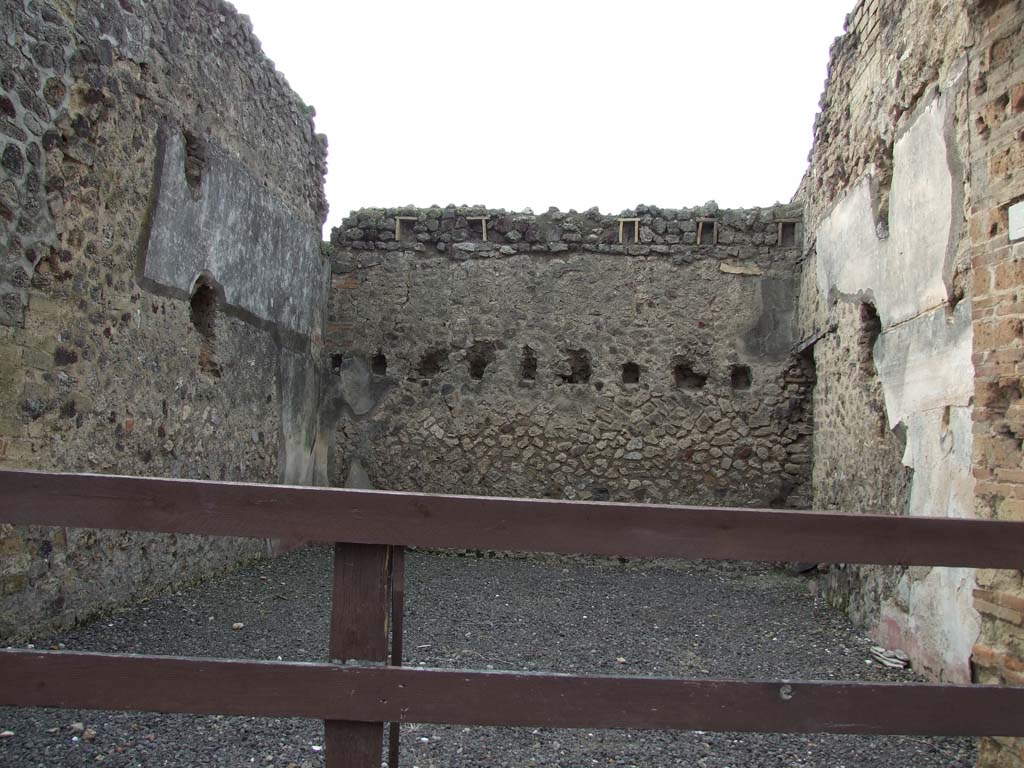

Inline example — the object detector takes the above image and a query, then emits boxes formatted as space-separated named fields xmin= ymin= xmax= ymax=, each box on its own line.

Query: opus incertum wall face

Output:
xmin=138 ymin=126 xmax=330 ymax=488
xmin=326 ymin=204 xmax=814 ymax=509
xmin=0 ymin=0 xmax=327 ymax=642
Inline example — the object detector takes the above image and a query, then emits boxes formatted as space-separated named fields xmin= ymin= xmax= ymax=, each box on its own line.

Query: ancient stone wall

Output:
xmin=325 ymin=204 xmax=814 ymax=510
xmin=0 ymin=0 xmax=328 ymax=641
xmin=797 ymin=0 xmax=1024 ymax=710
xmin=965 ymin=1 xmax=1024 ymax=765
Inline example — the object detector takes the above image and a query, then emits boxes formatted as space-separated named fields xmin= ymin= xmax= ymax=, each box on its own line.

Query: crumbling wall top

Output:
xmin=69 ymin=0 xmax=331 ymax=225
xmin=331 ymin=203 xmax=804 ymax=263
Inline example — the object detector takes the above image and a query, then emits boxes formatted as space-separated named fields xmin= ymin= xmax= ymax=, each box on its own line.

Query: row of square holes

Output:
xmin=557 ymin=356 xmax=752 ymax=391
xmin=535 ymin=350 xmax=754 ymax=390
xmin=361 ymin=348 xmax=752 ymax=390
xmin=393 ymin=217 xmax=800 ymax=247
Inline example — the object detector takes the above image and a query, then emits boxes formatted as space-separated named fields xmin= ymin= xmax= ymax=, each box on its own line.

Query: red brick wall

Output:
xmin=968 ymin=1 xmax=1024 ymax=765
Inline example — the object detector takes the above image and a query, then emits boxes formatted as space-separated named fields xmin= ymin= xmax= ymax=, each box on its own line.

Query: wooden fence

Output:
xmin=1 ymin=468 xmax=1023 ymax=767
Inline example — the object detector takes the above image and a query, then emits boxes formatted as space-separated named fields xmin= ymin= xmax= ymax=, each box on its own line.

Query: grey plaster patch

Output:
xmin=319 ymin=357 xmax=394 ymax=494
xmin=345 ymin=459 xmax=375 ymax=490
xmin=742 ymin=275 xmax=799 ymax=360
xmin=140 ymin=129 xmax=325 ymax=343
xmin=277 ymin=348 xmax=325 ymax=487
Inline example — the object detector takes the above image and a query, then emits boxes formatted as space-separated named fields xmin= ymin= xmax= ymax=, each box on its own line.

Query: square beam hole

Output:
xmin=395 ymin=216 xmax=418 ymax=242
xmin=467 ymin=216 xmax=489 ymax=242
xmin=777 ymin=220 xmax=799 ymax=247
xmin=697 ymin=219 xmax=718 ymax=246
xmin=673 ymin=360 xmax=707 ymax=390
xmin=560 ymin=348 xmax=592 ymax=384
xmin=622 ymin=362 xmax=640 ymax=384
xmin=467 ymin=340 xmax=496 ymax=380
xmin=371 ymin=350 xmax=387 ymax=375
xmin=618 ymin=218 xmax=640 ymax=244
xmin=520 ymin=345 xmax=537 ymax=381
xmin=730 ymin=364 xmax=752 ymax=390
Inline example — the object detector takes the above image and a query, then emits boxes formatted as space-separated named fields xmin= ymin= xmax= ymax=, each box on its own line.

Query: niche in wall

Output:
xmin=672 ymin=358 xmax=707 ymax=390
xmin=622 ymin=362 xmax=640 ymax=384
xmin=417 ymin=347 xmax=448 ymax=378
xmin=560 ymin=348 xmax=592 ymax=384
xmin=189 ymin=274 xmax=221 ymax=377
xmin=520 ymin=345 xmax=537 ymax=382
xmin=730 ymin=364 xmax=752 ymax=390
xmin=797 ymin=344 xmax=818 ymax=387
xmin=371 ymin=350 xmax=387 ymax=375
xmin=859 ymin=302 xmax=881 ymax=376
xmin=467 ymin=340 xmax=496 ymax=380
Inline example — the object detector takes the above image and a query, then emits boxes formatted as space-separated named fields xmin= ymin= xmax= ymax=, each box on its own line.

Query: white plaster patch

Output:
xmin=874 ymin=300 xmax=973 ymax=427
xmin=903 ymin=407 xmax=974 ymax=521
xmin=817 ymin=94 xmax=953 ymax=327
xmin=877 ymin=562 xmax=980 ymax=683
xmin=816 ymin=181 xmax=882 ymax=306
xmin=813 ymin=91 xmax=979 ymax=683
xmin=873 ymin=401 xmax=978 ymax=684
xmin=1010 ymin=200 xmax=1024 ymax=242
xmin=884 ymin=96 xmax=954 ymax=324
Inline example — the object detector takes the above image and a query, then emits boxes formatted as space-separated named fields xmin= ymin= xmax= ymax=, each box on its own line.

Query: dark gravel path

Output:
xmin=1 ymin=547 xmax=975 ymax=767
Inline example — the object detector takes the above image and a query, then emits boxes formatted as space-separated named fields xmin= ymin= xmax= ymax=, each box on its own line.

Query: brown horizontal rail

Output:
xmin=1 ymin=468 xmax=1022 ymax=566
xmin=2 ymin=469 xmax=1023 ymax=566
xmin=0 ymin=649 xmax=1021 ymax=736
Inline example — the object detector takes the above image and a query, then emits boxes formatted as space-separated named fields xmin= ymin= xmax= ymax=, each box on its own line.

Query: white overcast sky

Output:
xmin=229 ymin=1 xmax=854 ymax=235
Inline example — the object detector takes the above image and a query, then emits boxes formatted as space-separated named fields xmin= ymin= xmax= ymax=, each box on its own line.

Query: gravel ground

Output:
xmin=0 ymin=547 xmax=976 ymax=767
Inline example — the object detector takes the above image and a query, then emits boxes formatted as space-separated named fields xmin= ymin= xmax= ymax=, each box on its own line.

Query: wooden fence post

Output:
xmin=388 ymin=546 xmax=406 ymax=768
xmin=326 ymin=542 xmax=392 ymax=768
